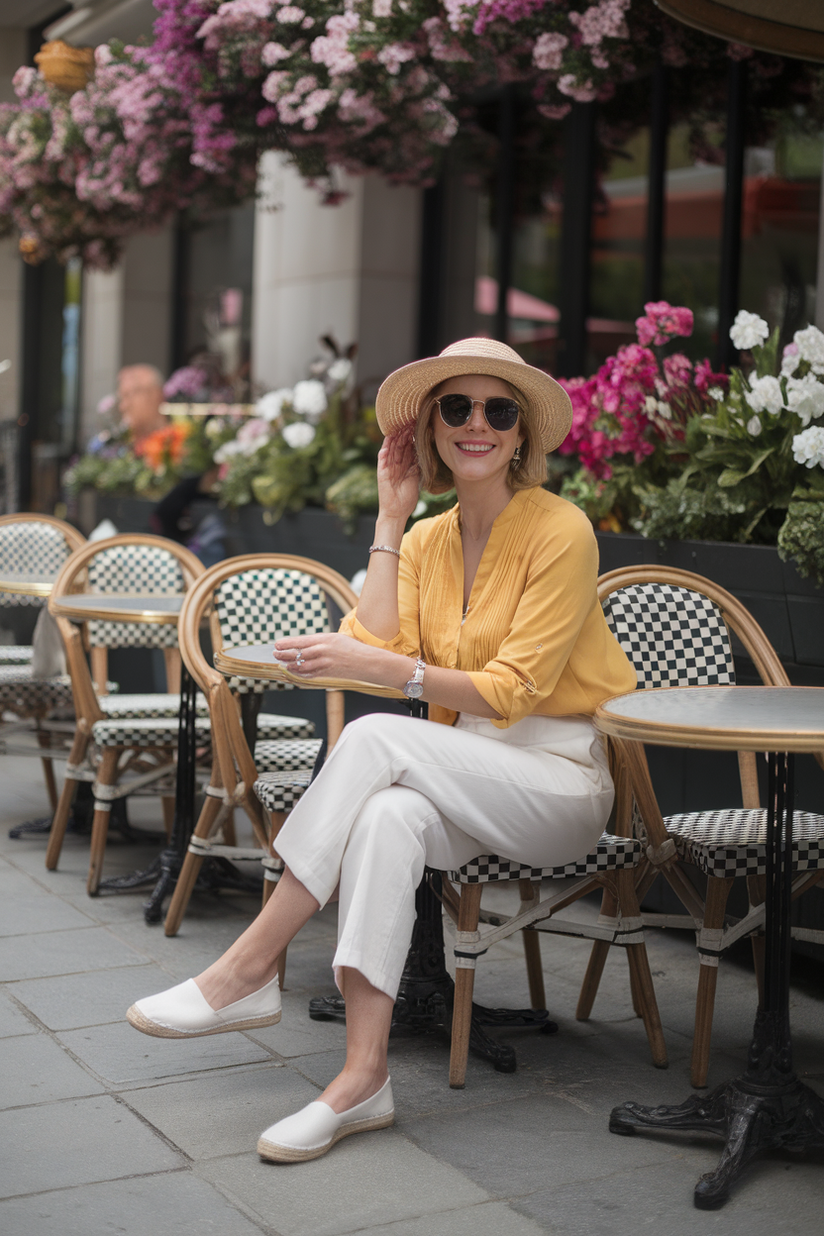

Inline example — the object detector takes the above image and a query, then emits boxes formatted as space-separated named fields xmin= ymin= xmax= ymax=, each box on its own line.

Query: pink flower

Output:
xmin=533 ymin=33 xmax=569 ymax=72
xmin=635 ymin=301 xmax=694 ymax=347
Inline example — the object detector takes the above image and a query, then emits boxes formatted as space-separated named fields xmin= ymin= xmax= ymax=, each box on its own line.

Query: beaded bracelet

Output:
xmin=368 ymin=545 xmax=401 ymax=557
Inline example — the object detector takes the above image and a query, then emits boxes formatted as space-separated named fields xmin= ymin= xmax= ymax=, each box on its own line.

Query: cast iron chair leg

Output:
xmin=691 ymin=876 xmax=733 ymax=1088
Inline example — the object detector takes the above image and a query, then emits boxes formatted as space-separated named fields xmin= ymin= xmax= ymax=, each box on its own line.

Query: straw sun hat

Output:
xmin=375 ymin=338 xmax=573 ymax=454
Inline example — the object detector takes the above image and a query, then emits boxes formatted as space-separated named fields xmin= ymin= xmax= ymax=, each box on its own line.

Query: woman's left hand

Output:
xmin=274 ymin=633 xmax=382 ymax=682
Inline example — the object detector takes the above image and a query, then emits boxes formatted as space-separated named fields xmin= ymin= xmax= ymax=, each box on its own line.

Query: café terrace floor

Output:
xmin=1 ymin=752 xmax=823 ymax=1236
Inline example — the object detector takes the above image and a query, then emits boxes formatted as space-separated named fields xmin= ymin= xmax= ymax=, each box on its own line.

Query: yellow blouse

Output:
xmin=341 ymin=486 xmax=636 ymax=728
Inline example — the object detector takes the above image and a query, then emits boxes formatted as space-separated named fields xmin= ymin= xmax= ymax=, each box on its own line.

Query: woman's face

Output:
xmin=429 ymin=374 xmax=526 ymax=489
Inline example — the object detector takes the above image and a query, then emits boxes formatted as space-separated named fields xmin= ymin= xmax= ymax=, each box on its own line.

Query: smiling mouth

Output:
xmin=456 ymin=443 xmax=494 ymax=453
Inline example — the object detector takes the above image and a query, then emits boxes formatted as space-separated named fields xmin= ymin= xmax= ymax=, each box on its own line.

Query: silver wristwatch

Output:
xmin=403 ymin=657 xmax=426 ymax=700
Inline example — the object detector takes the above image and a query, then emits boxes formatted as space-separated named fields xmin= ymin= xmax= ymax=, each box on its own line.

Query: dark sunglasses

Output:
xmin=435 ymin=393 xmax=520 ymax=433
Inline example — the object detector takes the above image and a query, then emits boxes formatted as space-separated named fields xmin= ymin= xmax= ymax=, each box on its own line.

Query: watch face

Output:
xmin=405 ymin=681 xmax=424 ymax=699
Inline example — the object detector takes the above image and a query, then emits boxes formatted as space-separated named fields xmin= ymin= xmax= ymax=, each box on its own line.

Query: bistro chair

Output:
xmin=0 ymin=513 xmax=86 ymax=810
xmin=45 ymin=534 xmax=209 ymax=892
xmin=163 ymin=554 xmax=357 ymax=941
xmin=581 ymin=565 xmax=824 ymax=1088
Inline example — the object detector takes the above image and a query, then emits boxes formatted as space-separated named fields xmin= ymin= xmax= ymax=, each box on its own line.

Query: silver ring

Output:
xmin=294 ymin=651 xmax=305 ymax=668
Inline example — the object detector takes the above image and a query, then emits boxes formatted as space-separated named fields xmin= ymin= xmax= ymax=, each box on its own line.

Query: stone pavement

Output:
xmin=1 ymin=753 xmax=823 ymax=1236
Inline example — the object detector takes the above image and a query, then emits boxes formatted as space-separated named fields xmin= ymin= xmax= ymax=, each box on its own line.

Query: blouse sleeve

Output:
xmin=338 ymin=527 xmax=422 ymax=658
xmin=465 ymin=511 xmax=601 ymax=727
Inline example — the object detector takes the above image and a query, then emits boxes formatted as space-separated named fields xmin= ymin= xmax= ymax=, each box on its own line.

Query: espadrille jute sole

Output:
xmin=257 ymin=1111 xmax=395 ymax=1163
xmin=126 ymin=1003 xmax=281 ymax=1038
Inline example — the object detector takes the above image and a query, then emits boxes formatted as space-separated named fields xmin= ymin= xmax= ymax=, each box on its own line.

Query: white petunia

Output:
xmin=656 ymin=401 xmax=672 ymax=420
xmin=327 ymin=357 xmax=352 ymax=384
xmin=745 ymin=375 xmax=784 ymax=415
xmin=708 ymin=386 xmax=725 ymax=401
xmin=794 ymin=325 xmax=824 ymax=372
xmin=730 ymin=310 xmax=769 ymax=351
xmin=214 ymin=439 xmax=243 ymax=464
xmin=292 ymin=379 xmax=327 ymax=423
xmin=644 ymin=395 xmax=657 ymax=414
xmin=792 ymin=425 xmax=824 ymax=468
xmin=786 ymin=374 xmax=824 ymax=427
xmin=257 ymin=388 xmax=293 ymax=422
xmin=746 ymin=415 xmax=762 ymax=437
xmin=781 ymin=345 xmax=800 ymax=377
xmin=282 ymin=421 xmax=316 ymax=449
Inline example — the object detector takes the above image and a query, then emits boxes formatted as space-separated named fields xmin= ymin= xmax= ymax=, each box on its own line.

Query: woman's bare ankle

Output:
xmin=319 ymin=1066 xmax=389 ymax=1115
xmin=193 ymin=960 xmax=278 ymax=1011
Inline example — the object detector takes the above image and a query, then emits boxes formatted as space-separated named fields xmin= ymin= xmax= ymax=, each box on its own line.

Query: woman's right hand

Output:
xmin=376 ymin=425 xmax=420 ymax=525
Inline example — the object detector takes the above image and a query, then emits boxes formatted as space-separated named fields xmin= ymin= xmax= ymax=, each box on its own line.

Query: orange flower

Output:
xmin=134 ymin=422 xmax=191 ymax=472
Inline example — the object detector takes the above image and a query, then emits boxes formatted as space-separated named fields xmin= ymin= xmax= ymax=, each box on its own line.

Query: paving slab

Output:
xmin=358 ymin=1202 xmax=551 ymax=1236
xmin=0 ymin=1095 xmax=184 ymax=1198
xmin=0 ymin=988 xmax=38 ymax=1037
xmin=124 ymin=1065 xmax=319 ymax=1159
xmin=57 ymin=1020 xmax=275 ymax=1086
xmin=197 ymin=1131 xmax=489 ymax=1236
xmin=0 ymin=894 xmax=96 ymax=937
xmin=0 ymin=1172 xmax=269 ymax=1236
xmin=12 ymin=963 xmax=184 ymax=1031
xmin=0 ymin=1032 xmax=105 ymax=1108
xmin=0 ymin=925 xmax=147 ymax=982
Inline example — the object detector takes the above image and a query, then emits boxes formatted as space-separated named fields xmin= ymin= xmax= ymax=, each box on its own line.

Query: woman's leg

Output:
xmin=321 ymin=967 xmax=393 ymax=1113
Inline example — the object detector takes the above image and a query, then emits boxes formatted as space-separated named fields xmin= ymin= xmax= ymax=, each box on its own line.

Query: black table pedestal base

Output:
xmin=610 ymin=1070 xmax=824 ymax=1210
xmin=309 ymin=871 xmax=556 ymax=1074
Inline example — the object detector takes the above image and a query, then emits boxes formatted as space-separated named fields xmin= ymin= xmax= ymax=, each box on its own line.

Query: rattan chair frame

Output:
xmin=0 ymin=514 xmax=86 ymax=809
xmin=45 ymin=534 xmax=205 ymax=893
xmin=586 ymin=564 xmax=824 ymax=1088
xmin=164 ymin=553 xmax=359 ymax=940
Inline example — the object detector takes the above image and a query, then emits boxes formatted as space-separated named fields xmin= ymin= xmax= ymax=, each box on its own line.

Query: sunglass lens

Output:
xmin=438 ymin=394 xmax=473 ymax=426
xmin=484 ymin=398 xmax=520 ymax=431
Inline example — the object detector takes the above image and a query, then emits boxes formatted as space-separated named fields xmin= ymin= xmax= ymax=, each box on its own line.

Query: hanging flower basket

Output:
xmin=33 ymin=40 xmax=95 ymax=93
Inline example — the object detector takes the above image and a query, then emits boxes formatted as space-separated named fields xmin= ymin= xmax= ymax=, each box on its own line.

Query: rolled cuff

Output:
xmin=466 ymin=669 xmax=535 ymax=729
xmin=341 ymin=613 xmax=408 ymax=654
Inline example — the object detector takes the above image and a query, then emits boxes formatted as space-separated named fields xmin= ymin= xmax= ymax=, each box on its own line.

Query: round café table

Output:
xmin=595 ymin=685 xmax=824 ymax=1209
xmin=50 ymin=591 xmax=203 ymax=919
xmin=214 ymin=642 xmax=553 ymax=1074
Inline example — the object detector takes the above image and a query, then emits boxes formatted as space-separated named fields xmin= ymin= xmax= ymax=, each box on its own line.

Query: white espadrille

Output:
xmin=257 ymin=1077 xmax=395 ymax=1163
xmin=126 ymin=976 xmax=281 ymax=1038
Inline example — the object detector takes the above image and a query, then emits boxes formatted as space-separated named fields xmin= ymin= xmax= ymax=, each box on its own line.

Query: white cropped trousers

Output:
xmin=274 ymin=711 xmax=614 ymax=1000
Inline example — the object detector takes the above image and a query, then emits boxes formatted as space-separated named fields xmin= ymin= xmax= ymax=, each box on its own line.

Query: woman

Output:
xmin=127 ymin=338 xmax=636 ymax=1163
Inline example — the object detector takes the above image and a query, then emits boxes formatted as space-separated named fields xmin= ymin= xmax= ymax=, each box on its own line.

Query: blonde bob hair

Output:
xmin=413 ymin=381 xmax=548 ymax=495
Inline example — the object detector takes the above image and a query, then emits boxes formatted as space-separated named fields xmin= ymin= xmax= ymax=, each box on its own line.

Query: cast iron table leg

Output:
xmin=609 ymin=752 xmax=824 ymax=1208
xmin=308 ymin=700 xmax=556 ymax=1072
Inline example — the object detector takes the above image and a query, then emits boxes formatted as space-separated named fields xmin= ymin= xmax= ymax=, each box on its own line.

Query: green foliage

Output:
xmin=777 ymin=474 xmax=824 ymax=586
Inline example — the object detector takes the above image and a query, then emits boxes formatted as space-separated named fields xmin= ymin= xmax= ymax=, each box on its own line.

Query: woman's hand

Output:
xmin=376 ymin=426 xmax=420 ymax=526
xmin=274 ymin=632 xmax=386 ymax=682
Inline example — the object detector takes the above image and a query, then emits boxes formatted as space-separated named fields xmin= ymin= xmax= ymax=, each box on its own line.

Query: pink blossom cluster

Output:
xmin=635 ymin=300 xmax=694 ymax=347
xmin=557 ymin=303 xmax=726 ymax=479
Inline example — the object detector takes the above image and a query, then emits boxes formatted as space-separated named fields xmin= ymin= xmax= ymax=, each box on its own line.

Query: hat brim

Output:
xmin=375 ymin=353 xmax=572 ymax=454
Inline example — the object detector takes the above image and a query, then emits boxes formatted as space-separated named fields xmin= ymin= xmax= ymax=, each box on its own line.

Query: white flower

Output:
xmin=644 ymin=395 xmax=657 ymax=414
xmin=292 ymin=379 xmax=327 ymax=423
xmin=708 ymin=386 xmax=725 ymax=401
xmin=257 ymin=387 xmax=293 ymax=422
xmin=204 ymin=417 xmax=225 ymax=439
xmin=781 ymin=345 xmax=800 ymax=377
xmin=282 ymin=421 xmax=316 ymax=449
xmin=746 ymin=415 xmax=762 ymax=437
xmin=792 ymin=425 xmax=824 ymax=469
xmin=786 ymin=374 xmax=824 ymax=427
xmin=745 ymin=375 xmax=784 ymax=416
xmin=730 ymin=310 xmax=769 ymax=351
xmin=794 ymin=325 xmax=824 ymax=373
xmin=413 ymin=499 xmax=427 ymax=518
xmin=656 ymin=401 xmax=672 ymax=420
xmin=327 ymin=357 xmax=352 ymax=384
xmin=213 ymin=439 xmax=243 ymax=464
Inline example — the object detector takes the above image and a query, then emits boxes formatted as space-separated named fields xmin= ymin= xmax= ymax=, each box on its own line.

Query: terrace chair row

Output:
xmin=3 ymin=512 xmax=823 ymax=1091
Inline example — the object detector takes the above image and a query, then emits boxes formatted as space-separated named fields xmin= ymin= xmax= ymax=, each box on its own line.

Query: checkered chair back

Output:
xmin=0 ymin=520 xmax=72 ymax=608
xmin=87 ymin=543 xmax=186 ymax=649
xmin=215 ymin=568 xmax=332 ymax=649
xmin=603 ymin=582 xmax=736 ymax=689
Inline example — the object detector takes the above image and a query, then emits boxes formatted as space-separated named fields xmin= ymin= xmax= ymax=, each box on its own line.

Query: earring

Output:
xmin=510 ymin=445 xmax=522 ymax=469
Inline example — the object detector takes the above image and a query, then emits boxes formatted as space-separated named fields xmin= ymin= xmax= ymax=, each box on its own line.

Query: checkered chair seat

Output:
xmin=91 ymin=715 xmax=213 ymax=748
xmin=666 ymin=809 xmax=824 ymax=878
xmin=0 ymin=522 xmax=70 ymax=608
xmin=603 ymin=582 xmax=736 ymax=688
xmin=254 ymin=738 xmax=323 ymax=773
xmin=0 ymin=666 xmax=73 ymax=715
xmin=99 ymin=693 xmax=210 ymax=720
xmin=446 ymin=832 xmax=643 ymax=883
xmin=256 ymin=714 xmax=315 ymax=740
xmin=253 ymin=770 xmax=314 ymax=813
xmin=0 ymin=646 xmax=34 ymax=665
xmin=86 ymin=544 xmax=186 ymax=650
